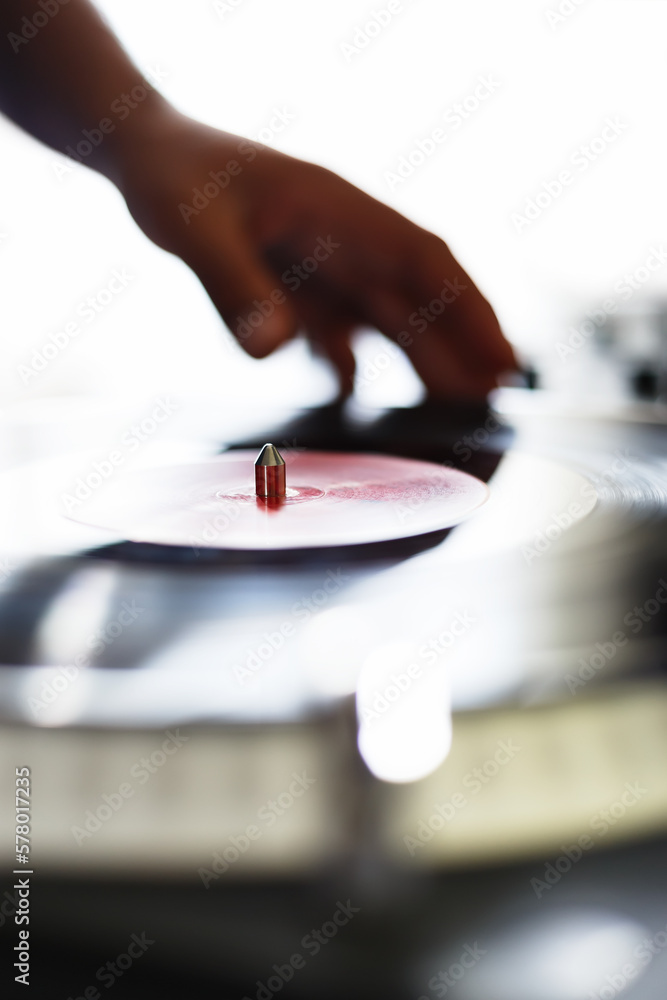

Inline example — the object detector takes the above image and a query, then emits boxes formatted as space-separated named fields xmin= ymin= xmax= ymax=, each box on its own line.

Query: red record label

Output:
xmin=66 ymin=451 xmax=489 ymax=550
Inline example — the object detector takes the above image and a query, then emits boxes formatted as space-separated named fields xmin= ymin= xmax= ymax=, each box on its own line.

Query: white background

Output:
xmin=1 ymin=0 xmax=666 ymax=407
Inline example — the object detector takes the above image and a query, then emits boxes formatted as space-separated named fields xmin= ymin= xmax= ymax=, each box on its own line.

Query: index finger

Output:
xmin=402 ymin=228 xmax=516 ymax=374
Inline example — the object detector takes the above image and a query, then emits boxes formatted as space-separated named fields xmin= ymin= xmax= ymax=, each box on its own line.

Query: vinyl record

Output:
xmin=66 ymin=450 xmax=490 ymax=550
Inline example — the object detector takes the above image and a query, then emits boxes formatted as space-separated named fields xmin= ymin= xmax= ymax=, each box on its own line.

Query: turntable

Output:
xmin=1 ymin=391 xmax=667 ymax=999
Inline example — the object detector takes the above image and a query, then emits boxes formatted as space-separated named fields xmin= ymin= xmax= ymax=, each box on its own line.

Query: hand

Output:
xmin=114 ymin=108 xmax=516 ymax=399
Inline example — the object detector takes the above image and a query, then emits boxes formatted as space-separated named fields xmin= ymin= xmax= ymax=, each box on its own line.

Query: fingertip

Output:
xmin=490 ymin=329 xmax=520 ymax=374
xmin=464 ymin=301 xmax=518 ymax=374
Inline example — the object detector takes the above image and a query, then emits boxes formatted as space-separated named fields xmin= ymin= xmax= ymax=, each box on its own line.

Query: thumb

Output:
xmin=181 ymin=221 xmax=297 ymax=358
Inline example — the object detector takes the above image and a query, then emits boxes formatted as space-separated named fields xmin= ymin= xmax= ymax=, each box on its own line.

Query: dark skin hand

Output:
xmin=0 ymin=1 xmax=516 ymax=397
